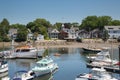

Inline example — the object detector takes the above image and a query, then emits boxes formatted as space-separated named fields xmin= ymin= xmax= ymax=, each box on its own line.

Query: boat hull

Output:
xmin=33 ymin=63 xmax=58 ymax=77
xmin=82 ymin=48 xmax=101 ymax=53
xmin=8 ymin=51 xmax=37 ymax=59
xmin=0 ymin=64 xmax=8 ymax=73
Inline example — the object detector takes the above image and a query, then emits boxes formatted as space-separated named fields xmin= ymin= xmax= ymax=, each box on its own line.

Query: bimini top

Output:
xmin=36 ymin=57 xmax=53 ymax=64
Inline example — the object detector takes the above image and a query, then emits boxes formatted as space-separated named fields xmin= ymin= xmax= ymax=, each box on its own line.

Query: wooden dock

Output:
xmin=86 ymin=63 xmax=120 ymax=73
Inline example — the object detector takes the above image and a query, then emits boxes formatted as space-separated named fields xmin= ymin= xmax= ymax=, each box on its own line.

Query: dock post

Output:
xmin=119 ymin=45 xmax=120 ymax=72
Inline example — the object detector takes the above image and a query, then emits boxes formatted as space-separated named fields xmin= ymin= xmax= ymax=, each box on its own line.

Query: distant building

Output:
xmin=60 ymin=25 xmax=77 ymax=41
xmin=27 ymin=33 xmax=33 ymax=40
xmin=27 ymin=33 xmax=44 ymax=40
xmin=48 ymin=28 xmax=60 ymax=39
xmin=105 ymin=26 xmax=120 ymax=38
xmin=36 ymin=34 xmax=44 ymax=40
xmin=8 ymin=28 xmax=17 ymax=39
xmin=76 ymin=29 xmax=89 ymax=38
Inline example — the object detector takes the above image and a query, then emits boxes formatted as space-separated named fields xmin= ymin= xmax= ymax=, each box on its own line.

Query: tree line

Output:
xmin=0 ymin=15 xmax=120 ymax=42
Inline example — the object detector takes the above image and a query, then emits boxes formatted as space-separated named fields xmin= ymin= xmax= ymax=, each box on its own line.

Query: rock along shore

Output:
xmin=0 ymin=39 xmax=120 ymax=49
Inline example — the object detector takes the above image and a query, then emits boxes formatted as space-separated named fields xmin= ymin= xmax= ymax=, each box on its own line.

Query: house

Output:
xmin=48 ymin=28 xmax=60 ymax=39
xmin=90 ymin=29 xmax=102 ymax=38
xmin=105 ymin=26 xmax=120 ymax=39
xmin=27 ymin=33 xmax=44 ymax=40
xmin=8 ymin=28 xmax=17 ymax=39
xmin=76 ymin=29 xmax=89 ymax=38
xmin=60 ymin=24 xmax=77 ymax=41
xmin=27 ymin=33 xmax=33 ymax=40
xmin=36 ymin=34 xmax=44 ymax=40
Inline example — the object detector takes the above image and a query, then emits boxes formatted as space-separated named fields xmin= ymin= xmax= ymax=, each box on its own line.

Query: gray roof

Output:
xmin=105 ymin=26 xmax=120 ymax=30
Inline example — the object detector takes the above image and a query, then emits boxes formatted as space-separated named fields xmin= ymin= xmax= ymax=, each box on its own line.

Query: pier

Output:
xmin=86 ymin=63 xmax=120 ymax=73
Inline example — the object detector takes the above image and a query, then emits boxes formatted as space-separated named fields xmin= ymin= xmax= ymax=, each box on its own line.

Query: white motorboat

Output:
xmin=75 ymin=67 xmax=117 ymax=80
xmin=0 ymin=60 xmax=8 ymax=76
xmin=12 ymin=70 xmax=35 ymax=80
xmin=6 ymin=45 xmax=38 ymax=59
xmin=0 ymin=50 xmax=11 ymax=58
xmin=31 ymin=57 xmax=58 ymax=77
xmin=87 ymin=47 xmax=118 ymax=64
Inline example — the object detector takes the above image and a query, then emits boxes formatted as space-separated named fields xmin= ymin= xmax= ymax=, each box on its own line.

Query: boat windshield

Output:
xmin=21 ymin=49 xmax=30 ymax=52
xmin=16 ymin=49 xmax=30 ymax=52
xmin=36 ymin=63 xmax=48 ymax=67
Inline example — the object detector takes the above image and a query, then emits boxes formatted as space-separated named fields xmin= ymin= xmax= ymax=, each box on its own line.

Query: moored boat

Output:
xmin=31 ymin=57 xmax=58 ymax=77
xmin=75 ymin=67 xmax=117 ymax=80
xmin=0 ymin=60 xmax=8 ymax=75
xmin=5 ymin=45 xmax=38 ymax=59
xmin=87 ymin=47 xmax=118 ymax=64
xmin=12 ymin=70 xmax=35 ymax=80
xmin=82 ymin=47 xmax=101 ymax=53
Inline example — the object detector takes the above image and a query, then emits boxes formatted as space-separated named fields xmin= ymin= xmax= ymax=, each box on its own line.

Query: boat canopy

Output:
xmin=36 ymin=58 xmax=53 ymax=64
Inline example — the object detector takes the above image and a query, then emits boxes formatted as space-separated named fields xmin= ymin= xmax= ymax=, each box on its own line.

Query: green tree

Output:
xmin=12 ymin=24 xmax=28 ymax=42
xmin=0 ymin=18 xmax=10 ymax=41
xmin=15 ymin=31 xmax=27 ymax=42
xmin=80 ymin=16 xmax=98 ymax=31
xmin=64 ymin=23 xmax=71 ymax=29
xmin=53 ymin=22 xmax=62 ymax=31
xmin=102 ymin=29 xmax=109 ymax=42
xmin=40 ymin=26 xmax=48 ymax=39
xmin=109 ymin=20 xmax=120 ymax=26
xmin=1 ymin=18 xmax=10 ymax=33
xmin=34 ymin=18 xmax=51 ymax=28
xmin=98 ymin=16 xmax=112 ymax=30
xmin=72 ymin=22 xmax=80 ymax=27
xmin=26 ymin=18 xmax=51 ymax=39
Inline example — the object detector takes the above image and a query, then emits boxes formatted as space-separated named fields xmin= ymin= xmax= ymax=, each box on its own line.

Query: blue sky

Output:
xmin=0 ymin=0 xmax=120 ymax=25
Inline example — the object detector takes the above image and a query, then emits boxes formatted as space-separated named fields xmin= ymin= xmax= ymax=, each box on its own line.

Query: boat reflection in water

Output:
xmin=8 ymin=59 xmax=37 ymax=79
xmin=33 ymin=73 xmax=54 ymax=80
xmin=8 ymin=57 xmax=56 ymax=80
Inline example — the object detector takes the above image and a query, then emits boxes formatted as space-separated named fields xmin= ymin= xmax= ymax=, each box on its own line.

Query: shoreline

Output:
xmin=37 ymin=42 xmax=120 ymax=49
xmin=0 ymin=40 xmax=120 ymax=49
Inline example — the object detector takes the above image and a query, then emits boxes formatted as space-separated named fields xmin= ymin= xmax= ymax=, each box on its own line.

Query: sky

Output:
xmin=0 ymin=0 xmax=120 ymax=25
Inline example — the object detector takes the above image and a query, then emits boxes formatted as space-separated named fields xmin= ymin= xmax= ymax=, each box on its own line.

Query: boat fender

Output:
xmin=89 ymin=74 xmax=92 ymax=78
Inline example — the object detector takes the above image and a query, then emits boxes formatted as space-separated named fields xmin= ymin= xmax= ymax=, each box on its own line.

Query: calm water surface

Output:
xmin=1 ymin=47 xmax=120 ymax=80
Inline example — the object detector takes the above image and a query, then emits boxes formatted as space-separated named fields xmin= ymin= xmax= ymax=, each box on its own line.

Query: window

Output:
xmin=108 ymin=28 xmax=113 ymax=29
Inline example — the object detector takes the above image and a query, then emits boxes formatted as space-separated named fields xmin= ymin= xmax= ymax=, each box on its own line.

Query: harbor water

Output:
xmin=1 ymin=47 xmax=120 ymax=80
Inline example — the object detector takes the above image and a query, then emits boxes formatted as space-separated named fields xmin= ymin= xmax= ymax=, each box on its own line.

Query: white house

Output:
xmin=36 ymin=34 xmax=44 ymax=40
xmin=8 ymin=28 xmax=17 ymax=39
xmin=48 ymin=28 xmax=60 ymax=39
xmin=27 ymin=33 xmax=44 ymax=40
xmin=105 ymin=26 xmax=120 ymax=38
xmin=62 ymin=25 xmax=77 ymax=39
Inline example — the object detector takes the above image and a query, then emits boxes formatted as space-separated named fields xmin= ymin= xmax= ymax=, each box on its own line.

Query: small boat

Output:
xmin=54 ymin=53 xmax=61 ymax=56
xmin=0 ymin=50 xmax=11 ymax=58
xmin=0 ymin=60 xmax=8 ymax=74
xmin=1 ymin=76 xmax=10 ymax=80
xmin=82 ymin=47 xmax=101 ymax=53
xmin=87 ymin=47 xmax=118 ymax=64
xmin=12 ymin=70 xmax=35 ymax=80
xmin=6 ymin=45 xmax=38 ymax=59
xmin=75 ymin=67 xmax=117 ymax=80
xmin=0 ymin=71 xmax=8 ymax=78
xmin=31 ymin=57 xmax=58 ymax=77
